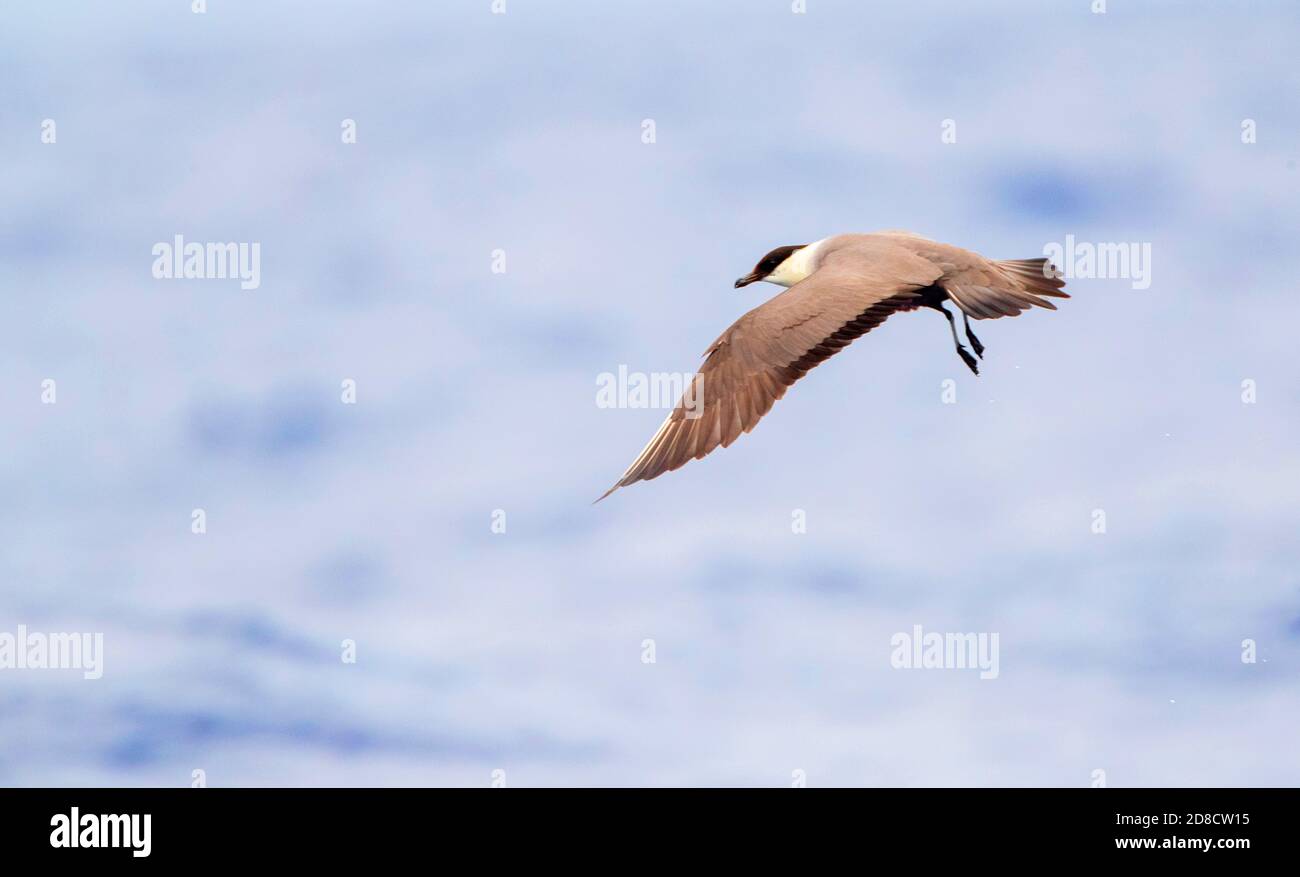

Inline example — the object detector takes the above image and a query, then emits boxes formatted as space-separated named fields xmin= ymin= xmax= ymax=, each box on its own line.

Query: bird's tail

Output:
xmin=945 ymin=258 xmax=1069 ymax=319
xmin=996 ymin=258 xmax=1070 ymax=299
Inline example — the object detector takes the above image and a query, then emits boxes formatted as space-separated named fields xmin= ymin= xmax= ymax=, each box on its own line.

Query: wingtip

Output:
xmin=593 ymin=483 xmax=621 ymax=504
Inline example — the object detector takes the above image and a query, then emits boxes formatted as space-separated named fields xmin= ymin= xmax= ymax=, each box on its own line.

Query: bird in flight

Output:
xmin=598 ymin=231 xmax=1067 ymax=501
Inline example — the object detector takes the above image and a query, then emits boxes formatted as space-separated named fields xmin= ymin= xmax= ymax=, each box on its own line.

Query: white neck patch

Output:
xmin=765 ymin=238 xmax=826 ymax=287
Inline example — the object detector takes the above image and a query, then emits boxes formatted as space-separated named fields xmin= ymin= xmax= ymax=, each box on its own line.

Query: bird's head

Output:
xmin=735 ymin=243 xmax=812 ymax=289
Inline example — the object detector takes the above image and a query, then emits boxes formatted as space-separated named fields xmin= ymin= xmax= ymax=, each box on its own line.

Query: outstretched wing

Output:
xmin=597 ymin=242 xmax=941 ymax=500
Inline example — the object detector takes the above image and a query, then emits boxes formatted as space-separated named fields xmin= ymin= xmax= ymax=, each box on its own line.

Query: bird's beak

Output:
xmin=735 ymin=272 xmax=761 ymax=288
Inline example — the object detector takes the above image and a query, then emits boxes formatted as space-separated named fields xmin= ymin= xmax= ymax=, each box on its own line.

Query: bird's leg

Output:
xmin=938 ymin=304 xmax=979 ymax=375
xmin=962 ymin=311 xmax=984 ymax=359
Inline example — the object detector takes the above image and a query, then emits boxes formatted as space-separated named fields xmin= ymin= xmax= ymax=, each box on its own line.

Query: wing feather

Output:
xmin=597 ymin=241 xmax=939 ymax=499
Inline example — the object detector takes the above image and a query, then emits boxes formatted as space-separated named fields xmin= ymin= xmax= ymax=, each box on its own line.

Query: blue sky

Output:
xmin=1 ymin=1 xmax=1298 ymax=786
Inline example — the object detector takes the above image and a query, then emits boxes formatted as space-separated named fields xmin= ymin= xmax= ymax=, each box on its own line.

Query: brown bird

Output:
xmin=598 ymin=231 xmax=1067 ymax=501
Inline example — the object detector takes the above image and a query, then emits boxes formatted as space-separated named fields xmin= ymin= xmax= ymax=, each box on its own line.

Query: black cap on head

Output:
xmin=735 ymin=244 xmax=806 ymax=288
